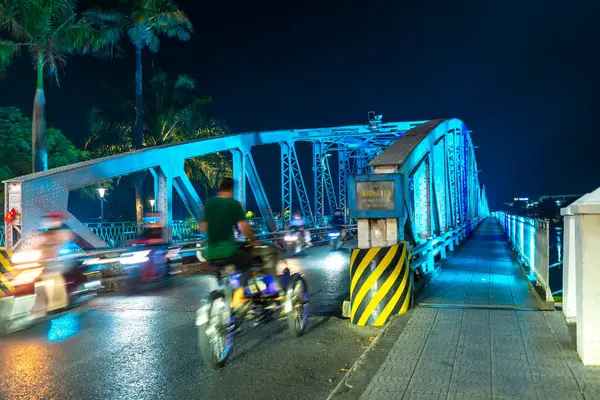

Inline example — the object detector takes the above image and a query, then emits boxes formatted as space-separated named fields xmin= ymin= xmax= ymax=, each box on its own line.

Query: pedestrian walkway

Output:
xmin=358 ymin=218 xmax=600 ymax=400
xmin=418 ymin=219 xmax=536 ymax=308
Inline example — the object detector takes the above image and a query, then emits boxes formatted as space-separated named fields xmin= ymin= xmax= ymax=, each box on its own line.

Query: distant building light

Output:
xmin=514 ymin=197 xmax=529 ymax=202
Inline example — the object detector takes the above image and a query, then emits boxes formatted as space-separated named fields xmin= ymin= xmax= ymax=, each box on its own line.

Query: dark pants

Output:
xmin=213 ymin=245 xmax=281 ymax=290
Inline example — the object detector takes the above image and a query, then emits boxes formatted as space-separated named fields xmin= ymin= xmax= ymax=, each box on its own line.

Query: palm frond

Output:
xmin=174 ymin=74 xmax=195 ymax=89
xmin=0 ymin=39 xmax=21 ymax=68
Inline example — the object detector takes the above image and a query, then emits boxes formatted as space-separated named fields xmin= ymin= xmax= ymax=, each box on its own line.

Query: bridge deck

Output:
xmin=418 ymin=218 xmax=537 ymax=308
xmin=358 ymin=219 xmax=600 ymax=399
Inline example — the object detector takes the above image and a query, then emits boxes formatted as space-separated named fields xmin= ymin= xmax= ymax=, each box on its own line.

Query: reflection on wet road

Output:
xmin=0 ymin=246 xmax=379 ymax=400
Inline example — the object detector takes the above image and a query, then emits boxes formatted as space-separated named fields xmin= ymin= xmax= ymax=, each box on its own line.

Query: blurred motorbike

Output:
xmin=328 ymin=227 xmax=342 ymax=251
xmin=0 ymin=247 xmax=102 ymax=335
xmin=119 ymin=240 xmax=182 ymax=293
xmin=283 ymin=231 xmax=305 ymax=256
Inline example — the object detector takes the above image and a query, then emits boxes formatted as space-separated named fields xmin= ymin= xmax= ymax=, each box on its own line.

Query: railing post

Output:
xmin=574 ymin=212 xmax=600 ymax=365
xmin=561 ymin=207 xmax=577 ymax=322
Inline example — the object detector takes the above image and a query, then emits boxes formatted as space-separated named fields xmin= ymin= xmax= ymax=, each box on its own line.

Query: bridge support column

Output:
xmin=358 ymin=219 xmax=398 ymax=248
xmin=155 ymin=166 xmax=173 ymax=243
xmin=231 ymin=149 xmax=246 ymax=210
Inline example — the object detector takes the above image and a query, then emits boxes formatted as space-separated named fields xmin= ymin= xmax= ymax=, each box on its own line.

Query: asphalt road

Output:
xmin=0 ymin=246 xmax=379 ymax=400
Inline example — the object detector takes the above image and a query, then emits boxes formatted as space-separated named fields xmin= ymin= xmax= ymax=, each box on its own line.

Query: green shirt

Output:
xmin=203 ymin=196 xmax=246 ymax=260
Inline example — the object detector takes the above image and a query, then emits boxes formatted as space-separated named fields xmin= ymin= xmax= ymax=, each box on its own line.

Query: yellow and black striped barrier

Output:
xmin=350 ymin=242 xmax=412 ymax=327
xmin=0 ymin=248 xmax=15 ymax=298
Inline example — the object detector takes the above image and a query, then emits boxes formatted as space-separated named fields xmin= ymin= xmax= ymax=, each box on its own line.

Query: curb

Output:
xmin=514 ymin=256 xmax=555 ymax=311
xmin=327 ymin=312 xmax=413 ymax=400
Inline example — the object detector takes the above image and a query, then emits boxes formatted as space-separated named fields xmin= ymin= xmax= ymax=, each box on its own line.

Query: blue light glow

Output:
xmin=519 ymin=218 xmax=524 ymax=255
xmin=47 ymin=314 xmax=82 ymax=342
xmin=529 ymin=225 xmax=535 ymax=273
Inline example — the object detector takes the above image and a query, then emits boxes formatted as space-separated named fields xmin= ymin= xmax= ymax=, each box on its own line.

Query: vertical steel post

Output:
xmin=231 ymin=148 xmax=246 ymax=210
xmin=280 ymin=142 xmax=292 ymax=228
xmin=338 ymin=149 xmax=348 ymax=222
xmin=313 ymin=142 xmax=324 ymax=227
xmin=156 ymin=166 xmax=173 ymax=243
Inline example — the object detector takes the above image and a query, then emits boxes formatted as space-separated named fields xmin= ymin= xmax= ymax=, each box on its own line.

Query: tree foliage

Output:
xmin=84 ymin=0 xmax=193 ymax=51
xmin=0 ymin=107 xmax=89 ymax=203
xmin=85 ymin=70 xmax=231 ymax=192
xmin=0 ymin=0 xmax=121 ymax=81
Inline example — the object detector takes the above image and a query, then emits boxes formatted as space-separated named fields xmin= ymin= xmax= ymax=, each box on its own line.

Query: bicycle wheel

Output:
xmin=285 ymin=274 xmax=309 ymax=336
xmin=197 ymin=291 xmax=235 ymax=368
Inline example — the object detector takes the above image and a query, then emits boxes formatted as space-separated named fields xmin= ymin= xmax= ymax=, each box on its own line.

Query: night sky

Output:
xmin=1 ymin=0 xmax=599 ymax=212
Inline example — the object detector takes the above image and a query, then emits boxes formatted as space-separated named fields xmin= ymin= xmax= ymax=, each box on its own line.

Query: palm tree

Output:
xmin=0 ymin=0 xmax=120 ymax=172
xmin=84 ymin=0 xmax=193 ymax=224
xmin=85 ymin=70 xmax=231 ymax=200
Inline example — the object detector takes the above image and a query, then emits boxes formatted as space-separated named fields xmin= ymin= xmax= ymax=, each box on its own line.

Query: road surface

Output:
xmin=0 ymin=246 xmax=379 ymax=400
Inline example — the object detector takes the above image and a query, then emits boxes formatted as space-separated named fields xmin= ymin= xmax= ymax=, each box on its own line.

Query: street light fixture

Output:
xmin=149 ymin=199 xmax=156 ymax=212
xmin=97 ymin=188 xmax=107 ymax=222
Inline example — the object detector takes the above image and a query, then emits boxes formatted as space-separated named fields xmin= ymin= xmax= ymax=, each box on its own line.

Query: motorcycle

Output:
xmin=196 ymin=244 xmax=309 ymax=368
xmin=119 ymin=241 xmax=182 ymax=293
xmin=328 ymin=228 xmax=342 ymax=251
xmin=0 ymin=248 xmax=102 ymax=334
xmin=283 ymin=231 xmax=305 ymax=256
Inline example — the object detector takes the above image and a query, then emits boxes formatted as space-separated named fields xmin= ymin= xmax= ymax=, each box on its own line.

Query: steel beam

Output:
xmin=289 ymin=143 xmax=314 ymax=226
xmin=155 ymin=165 xmax=173 ymax=243
xmin=446 ymin=131 xmax=458 ymax=226
xmin=323 ymin=154 xmax=338 ymax=216
xmin=313 ymin=142 xmax=325 ymax=227
xmin=243 ymin=150 xmax=277 ymax=232
xmin=338 ymin=149 xmax=349 ymax=222
xmin=432 ymin=139 xmax=448 ymax=233
xmin=173 ymin=173 xmax=204 ymax=224
xmin=280 ymin=142 xmax=292 ymax=227
xmin=413 ymin=159 xmax=431 ymax=240
xmin=231 ymin=149 xmax=246 ymax=210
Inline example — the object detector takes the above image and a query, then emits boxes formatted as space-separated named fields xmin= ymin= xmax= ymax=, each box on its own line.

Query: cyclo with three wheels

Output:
xmin=196 ymin=242 xmax=309 ymax=368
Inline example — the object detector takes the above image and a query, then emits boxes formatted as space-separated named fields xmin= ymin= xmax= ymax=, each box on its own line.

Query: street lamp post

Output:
xmin=97 ymin=188 xmax=107 ymax=222
xmin=149 ymin=199 xmax=156 ymax=213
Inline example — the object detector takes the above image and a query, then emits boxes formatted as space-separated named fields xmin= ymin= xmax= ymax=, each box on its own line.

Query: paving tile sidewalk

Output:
xmin=360 ymin=308 xmax=600 ymax=399
xmin=354 ymin=219 xmax=600 ymax=399
xmin=418 ymin=219 xmax=536 ymax=308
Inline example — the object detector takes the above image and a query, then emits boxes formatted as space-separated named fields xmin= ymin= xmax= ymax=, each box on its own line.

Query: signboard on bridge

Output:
xmin=348 ymin=173 xmax=404 ymax=219
xmin=356 ymin=181 xmax=395 ymax=211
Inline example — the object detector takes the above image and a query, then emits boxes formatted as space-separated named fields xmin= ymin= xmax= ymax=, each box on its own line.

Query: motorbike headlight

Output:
xmin=284 ymin=235 xmax=297 ymax=242
xmin=328 ymin=232 xmax=340 ymax=238
xmin=119 ymin=250 xmax=151 ymax=265
xmin=11 ymin=250 xmax=41 ymax=265
xmin=13 ymin=268 xmax=43 ymax=285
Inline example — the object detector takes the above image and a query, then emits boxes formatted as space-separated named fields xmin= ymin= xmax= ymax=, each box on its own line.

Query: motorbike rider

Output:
xmin=36 ymin=212 xmax=75 ymax=312
xmin=40 ymin=212 xmax=74 ymax=267
xmin=136 ymin=212 xmax=168 ymax=278
xmin=289 ymin=211 xmax=312 ymax=247
xmin=330 ymin=209 xmax=346 ymax=239
xmin=200 ymin=177 xmax=282 ymax=310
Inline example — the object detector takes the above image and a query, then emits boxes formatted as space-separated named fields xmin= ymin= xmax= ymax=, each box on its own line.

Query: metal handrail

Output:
xmin=8 ymin=224 xmax=358 ymax=263
xmin=409 ymin=217 xmax=485 ymax=271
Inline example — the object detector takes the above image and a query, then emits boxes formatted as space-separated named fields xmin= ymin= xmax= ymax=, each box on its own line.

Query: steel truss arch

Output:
xmin=370 ymin=118 xmax=489 ymax=245
xmin=4 ymin=121 xmax=428 ymax=249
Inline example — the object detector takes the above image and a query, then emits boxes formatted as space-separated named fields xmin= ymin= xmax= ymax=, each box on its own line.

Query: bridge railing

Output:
xmin=493 ymin=212 xmax=552 ymax=302
xmin=410 ymin=217 xmax=485 ymax=273
xmin=0 ymin=216 xmax=337 ymax=248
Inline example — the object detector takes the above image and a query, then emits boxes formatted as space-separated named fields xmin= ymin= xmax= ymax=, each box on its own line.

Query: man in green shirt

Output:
xmin=201 ymin=177 xmax=281 ymax=308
